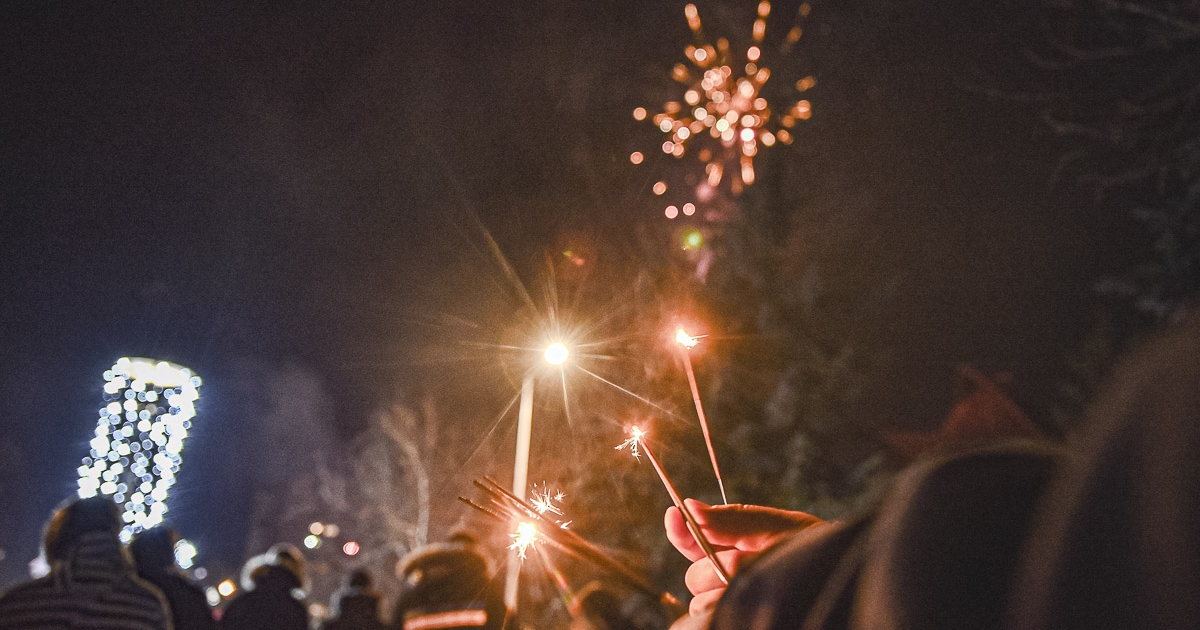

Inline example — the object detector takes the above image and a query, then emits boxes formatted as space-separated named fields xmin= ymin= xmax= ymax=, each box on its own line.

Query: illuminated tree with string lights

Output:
xmin=76 ymin=358 xmax=201 ymax=542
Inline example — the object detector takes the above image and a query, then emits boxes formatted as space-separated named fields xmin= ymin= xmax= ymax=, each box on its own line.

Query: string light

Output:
xmin=77 ymin=358 xmax=201 ymax=542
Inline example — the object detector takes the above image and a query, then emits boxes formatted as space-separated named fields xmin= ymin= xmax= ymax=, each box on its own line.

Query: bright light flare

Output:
xmin=544 ymin=342 xmax=569 ymax=366
xmin=217 ymin=580 xmax=236 ymax=597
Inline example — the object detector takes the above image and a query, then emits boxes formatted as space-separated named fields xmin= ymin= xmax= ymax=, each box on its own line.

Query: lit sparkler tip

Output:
xmin=616 ymin=426 xmax=644 ymax=459
xmin=509 ymin=521 xmax=539 ymax=560
xmin=675 ymin=328 xmax=700 ymax=349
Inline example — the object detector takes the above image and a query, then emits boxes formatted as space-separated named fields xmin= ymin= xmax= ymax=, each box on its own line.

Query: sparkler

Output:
xmin=674 ymin=327 xmax=727 ymax=504
xmin=635 ymin=1 xmax=814 ymax=201
xmin=621 ymin=427 xmax=730 ymax=585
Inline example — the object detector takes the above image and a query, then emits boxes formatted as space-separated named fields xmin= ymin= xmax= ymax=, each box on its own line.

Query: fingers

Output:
xmin=689 ymin=588 xmax=725 ymax=617
xmin=685 ymin=498 xmax=823 ymax=551
xmin=684 ymin=549 xmax=741 ymax=595
xmin=670 ymin=608 xmax=713 ymax=630
xmin=665 ymin=505 xmax=707 ymax=562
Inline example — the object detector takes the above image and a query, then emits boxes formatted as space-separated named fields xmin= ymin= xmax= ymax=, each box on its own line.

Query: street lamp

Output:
xmin=505 ymin=341 xmax=569 ymax=609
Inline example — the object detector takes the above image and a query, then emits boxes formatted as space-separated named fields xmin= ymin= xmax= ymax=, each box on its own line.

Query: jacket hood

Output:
xmin=333 ymin=588 xmax=381 ymax=622
xmin=399 ymin=544 xmax=488 ymax=579
xmin=57 ymin=531 xmax=135 ymax=589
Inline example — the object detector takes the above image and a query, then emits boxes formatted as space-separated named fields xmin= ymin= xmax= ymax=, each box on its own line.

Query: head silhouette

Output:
xmin=43 ymin=496 xmax=122 ymax=563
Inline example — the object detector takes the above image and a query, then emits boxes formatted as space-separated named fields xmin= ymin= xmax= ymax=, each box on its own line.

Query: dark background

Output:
xmin=0 ymin=0 xmax=1145 ymax=597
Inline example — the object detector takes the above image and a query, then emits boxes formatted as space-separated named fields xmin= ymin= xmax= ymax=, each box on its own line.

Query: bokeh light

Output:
xmin=174 ymin=538 xmax=197 ymax=570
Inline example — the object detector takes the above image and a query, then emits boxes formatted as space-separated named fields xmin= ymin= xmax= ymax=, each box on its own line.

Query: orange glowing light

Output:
xmin=665 ymin=205 xmax=679 ymax=219
xmin=630 ymin=151 xmax=644 ymax=164
xmin=653 ymin=181 xmax=668 ymax=195
xmin=633 ymin=107 xmax=647 ymax=121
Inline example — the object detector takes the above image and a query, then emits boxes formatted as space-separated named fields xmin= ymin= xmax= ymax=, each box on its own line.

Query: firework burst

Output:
xmin=635 ymin=1 xmax=814 ymax=208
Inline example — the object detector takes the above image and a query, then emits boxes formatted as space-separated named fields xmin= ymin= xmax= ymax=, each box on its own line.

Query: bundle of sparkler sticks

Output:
xmin=459 ymin=478 xmax=684 ymax=608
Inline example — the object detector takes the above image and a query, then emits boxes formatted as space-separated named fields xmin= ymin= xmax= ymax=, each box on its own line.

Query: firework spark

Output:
xmin=636 ymin=1 xmax=814 ymax=203
xmin=530 ymin=484 xmax=565 ymax=516
xmin=509 ymin=521 xmax=539 ymax=560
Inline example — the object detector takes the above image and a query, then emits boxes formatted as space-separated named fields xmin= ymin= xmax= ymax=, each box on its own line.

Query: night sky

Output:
xmin=0 ymin=0 xmax=1133 ymax=589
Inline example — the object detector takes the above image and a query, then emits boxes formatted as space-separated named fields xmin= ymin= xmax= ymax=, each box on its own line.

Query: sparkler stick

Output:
xmin=675 ymin=328 xmax=728 ymax=504
xmin=628 ymin=428 xmax=730 ymax=585
xmin=461 ymin=480 xmax=682 ymax=608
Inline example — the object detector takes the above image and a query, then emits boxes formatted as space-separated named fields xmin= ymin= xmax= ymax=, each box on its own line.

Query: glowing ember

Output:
xmin=634 ymin=2 xmax=814 ymax=197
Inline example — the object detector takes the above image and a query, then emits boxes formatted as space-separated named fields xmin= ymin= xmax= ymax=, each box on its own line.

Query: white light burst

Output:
xmin=77 ymin=358 xmax=202 ymax=542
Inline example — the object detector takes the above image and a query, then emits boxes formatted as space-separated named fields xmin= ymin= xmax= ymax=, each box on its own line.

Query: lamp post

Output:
xmin=504 ymin=342 xmax=569 ymax=610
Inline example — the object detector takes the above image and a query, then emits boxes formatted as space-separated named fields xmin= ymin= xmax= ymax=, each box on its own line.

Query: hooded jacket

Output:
xmin=0 ymin=531 xmax=172 ymax=630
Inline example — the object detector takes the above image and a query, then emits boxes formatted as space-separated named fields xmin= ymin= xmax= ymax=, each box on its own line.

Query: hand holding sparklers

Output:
xmin=618 ymin=426 xmax=730 ymax=585
xmin=664 ymin=499 xmax=826 ymax=615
